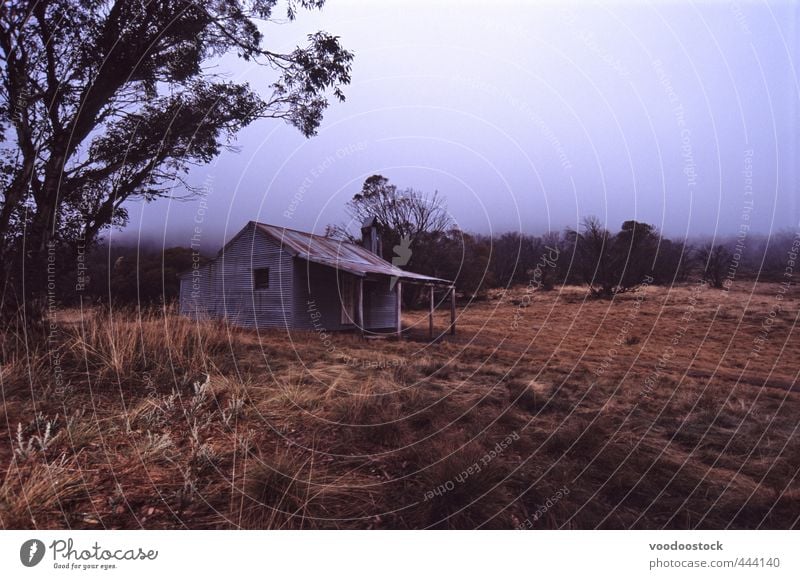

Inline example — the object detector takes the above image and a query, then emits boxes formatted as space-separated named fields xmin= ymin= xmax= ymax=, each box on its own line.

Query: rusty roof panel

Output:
xmin=253 ymin=222 xmax=452 ymax=285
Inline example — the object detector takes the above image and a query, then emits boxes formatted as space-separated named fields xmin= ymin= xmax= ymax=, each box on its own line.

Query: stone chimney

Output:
xmin=360 ymin=217 xmax=382 ymax=256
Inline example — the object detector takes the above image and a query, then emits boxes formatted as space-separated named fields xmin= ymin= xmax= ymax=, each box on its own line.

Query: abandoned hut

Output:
xmin=179 ymin=220 xmax=455 ymax=336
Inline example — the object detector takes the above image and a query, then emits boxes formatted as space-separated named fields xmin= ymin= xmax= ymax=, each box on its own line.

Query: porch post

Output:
xmin=357 ymin=277 xmax=364 ymax=336
xmin=396 ymin=281 xmax=403 ymax=339
xmin=449 ymin=286 xmax=456 ymax=335
xmin=429 ymin=285 xmax=435 ymax=339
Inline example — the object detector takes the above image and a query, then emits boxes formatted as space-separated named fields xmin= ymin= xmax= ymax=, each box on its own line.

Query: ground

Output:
xmin=1 ymin=281 xmax=798 ymax=529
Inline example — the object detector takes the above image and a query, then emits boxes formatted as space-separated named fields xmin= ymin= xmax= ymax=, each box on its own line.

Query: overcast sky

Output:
xmin=120 ymin=0 xmax=799 ymax=250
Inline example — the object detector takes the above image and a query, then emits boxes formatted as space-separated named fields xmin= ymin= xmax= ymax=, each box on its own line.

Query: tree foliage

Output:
xmin=331 ymin=175 xmax=500 ymax=304
xmin=0 ymin=0 xmax=352 ymax=312
xmin=698 ymin=243 xmax=732 ymax=289
xmin=566 ymin=217 xmax=661 ymax=298
xmin=339 ymin=174 xmax=453 ymax=263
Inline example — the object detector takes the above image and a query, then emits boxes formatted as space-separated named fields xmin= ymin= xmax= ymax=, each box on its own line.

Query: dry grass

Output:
xmin=1 ymin=282 xmax=798 ymax=529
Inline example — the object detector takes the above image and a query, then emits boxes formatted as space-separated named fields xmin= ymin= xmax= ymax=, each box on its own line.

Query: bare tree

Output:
xmin=567 ymin=217 xmax=616 ymax=298
xmin=346 ymin=175 xmax=451 ymax=238
xmin=698 ymin=243 xmax=732 ymax=289
xmin=339 ymin=175 xmax=453 ymax=263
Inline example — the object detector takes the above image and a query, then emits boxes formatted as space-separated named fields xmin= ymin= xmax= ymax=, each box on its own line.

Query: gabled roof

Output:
xmin=252 ymin=221 xmax=452 ymax=286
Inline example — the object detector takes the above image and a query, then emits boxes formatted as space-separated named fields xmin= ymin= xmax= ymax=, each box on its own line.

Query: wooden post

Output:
xmin=357 ymin=277 xmax=364 ymax=336
xmin=428 ymin=285 xmax=435 ymax=339
xmin=396 ymin=281 xmax=403 ymax=339
xmin=449 ymin=286 xmax=456 ymax=335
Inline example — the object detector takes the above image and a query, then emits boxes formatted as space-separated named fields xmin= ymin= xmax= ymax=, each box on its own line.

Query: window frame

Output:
xmin=253 ymin=267 xmax=270 ymax=291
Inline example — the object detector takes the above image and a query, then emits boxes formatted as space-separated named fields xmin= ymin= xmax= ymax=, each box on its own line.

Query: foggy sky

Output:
xmin=120 ymin=0 xmax=800 ymax=251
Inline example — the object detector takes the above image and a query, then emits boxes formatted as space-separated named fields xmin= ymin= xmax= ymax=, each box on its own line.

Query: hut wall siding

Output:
xmin=215 ymin=223 xmax=294 ymax=328
xmin=292 ymin=261 xmax=398 ymax=331
xmin=364 ymin=279 xmax=399 ymax=329
xmin=179 ymin=223 xmax=293 ymax=328
xmin=292 ymin=260 xmax=356 ymax=331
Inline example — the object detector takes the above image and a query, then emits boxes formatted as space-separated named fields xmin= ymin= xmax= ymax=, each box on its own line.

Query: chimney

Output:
xmin=360 ymin=217 xmax=382 ymax=255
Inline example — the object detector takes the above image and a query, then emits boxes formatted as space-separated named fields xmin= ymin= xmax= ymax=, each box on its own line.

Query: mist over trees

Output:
xmin=327 ymin=177 xmax=796 ymax=307
xmin=66 ymin=217 xmax=797 ymax=309
xmin=29 ymin=168 xmax=798 ymax=309
xmin=331 ymin=176 xmax=800 ymax=305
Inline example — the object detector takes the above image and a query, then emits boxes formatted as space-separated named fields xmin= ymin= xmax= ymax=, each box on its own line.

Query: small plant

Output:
xmin=14 ymin=414 xmax=60 ymax=460
xmin=236 ymin=429 xmax=257 ymax=456
xmin=184 ymin=375 xmax=211 ymax=421
xmin=222 ymin=395 xmax=246 ymax=428
xmin=59 ymin=409 xmax=100 ymax=452
xmin=188 ymin=421 xmax=218 ymax=468
xmin=14 ymin=423 xmax=37 ymax=461
xmin=173 ymin=424 xmax=216 ymax=516
xmin=161 ymin=390 xmax=179 ymax=413
xmin=137 ymin=431 xmax=174 ymax=461
xmin=175 ymin=462 xmax=200 ymax=514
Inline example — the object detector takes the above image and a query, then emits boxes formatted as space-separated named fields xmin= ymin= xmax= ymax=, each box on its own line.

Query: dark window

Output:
xmin=253 ymin=268 xmax=269 ymax=290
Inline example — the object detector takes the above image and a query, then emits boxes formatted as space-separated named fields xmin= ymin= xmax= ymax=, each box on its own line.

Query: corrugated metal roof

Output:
xmin=253 ymin=222 xmax=453 ymax=285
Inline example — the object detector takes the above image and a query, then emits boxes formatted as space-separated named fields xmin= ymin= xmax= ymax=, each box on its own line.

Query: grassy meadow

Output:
xmin=1 ymin=281 xmax=798 ymax=529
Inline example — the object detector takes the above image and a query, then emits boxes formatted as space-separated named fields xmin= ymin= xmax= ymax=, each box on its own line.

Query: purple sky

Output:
xmin=120 ymin=0 xmax=799 ymax=251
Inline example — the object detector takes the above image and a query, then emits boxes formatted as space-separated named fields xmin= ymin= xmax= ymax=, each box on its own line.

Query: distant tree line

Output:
xmin=59 ymin=175 xmax=798 ymax=308
xmin=330 ymin=176 xmax=797 ymax=304
xmin=56 ymin=244 xmax=205 ymax=307
xmin=466 ymin=222 xmax=795 ymax=299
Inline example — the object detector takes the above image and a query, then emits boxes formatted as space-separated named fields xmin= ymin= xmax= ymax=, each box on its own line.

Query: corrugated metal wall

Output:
xmin=363 ymin=278 xmax=398 ymax=329
xmin=178 ymin=222 xmax=399 ymax=331
xmin=216 ymin=222 xmax=295 ymax=328
xmin=179 ymin=223 xmax=293 ymax=328
xmin=293 ymin=260 xmax=398 ymax=331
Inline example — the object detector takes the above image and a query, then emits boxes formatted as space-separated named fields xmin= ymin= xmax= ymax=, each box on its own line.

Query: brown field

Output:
xmin=1 ymin=281 xmax=798 ymax=529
